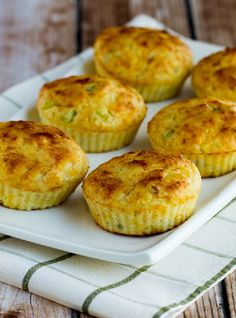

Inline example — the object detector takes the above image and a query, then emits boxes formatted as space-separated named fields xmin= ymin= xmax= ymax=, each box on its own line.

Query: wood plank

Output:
xmin=0 ymin=0 xmax=77 ymax=92
xmin=224 ymin=271 xmax=236 ymax=318
xmin=81 ymin=0 xmax=129 ymax=49
xmin=190 ymin=0 xmax=236 ymax=46
xmin=81 ymin=0 xmax=190 ymax=49
xmin=0 ymin=282 xmax=72 ymax=317
xmin=177 ymin=284 xmax=226 ymax=318
xmin=128 ymin=0 xmax=190 ymax=37
xmin=80 ymin=314 xmax=95 ymax=318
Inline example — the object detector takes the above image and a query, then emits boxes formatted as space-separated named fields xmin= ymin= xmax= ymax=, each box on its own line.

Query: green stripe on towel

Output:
xmin=152 ymin=257 xmax=236 ymax=318
xmin=124 ymin=264 xmax=195 ymax=286
xmin=82 ymin=265 xmax=151 ymax=314
xmin=22 ymin=252 xmax=75 ymax=292
xmin=183 ymin=243 xmax=234 ymax=259
xmin=216 ymin=215 xmax=236 ymax=224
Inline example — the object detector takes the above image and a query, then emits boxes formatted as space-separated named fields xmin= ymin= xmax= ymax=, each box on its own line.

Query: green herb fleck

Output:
xmin=212 ymin=107 xmax=223 ymax=112
xmin=164 ymin=129 xmax=175 ymax=138
xmin=63 ymin=109 xmax=77 ymax=123
xmin=95 ymin=110 xmax=109 ymax=121
xmin=42 ymin=101 xmax=56 ymax=109
xmin=117 ymin=223 xmax=124 ymax=230
xmin=85 ymin=84 xmax=96 ymax=93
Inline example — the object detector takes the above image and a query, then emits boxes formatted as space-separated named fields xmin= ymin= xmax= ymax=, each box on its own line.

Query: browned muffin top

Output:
xmin=0 ymin=121 xmax=88 ymax=192
xmin=83 ymin=150 xmax=201 ymax=209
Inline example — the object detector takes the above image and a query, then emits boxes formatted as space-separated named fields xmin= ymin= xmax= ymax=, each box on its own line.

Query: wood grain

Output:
xmin=225 ymin=271 xmax=236 ymax=318
xmin=0 ymin=0 xmax=77 ymax=92
xmin=190 ymin=0 xmax=236 ymax=46
xmin=81 ymin=0 xmax=190 ymax=49
xmin=0 ymin=282 xmax=72 ymax=317
xmin=177 ymin=284 xmax=226 ymax=318
xmin=128 ymin=0 xmax=190 ymax=37
xmin=81 ymin=0 xmax=129 ymax=49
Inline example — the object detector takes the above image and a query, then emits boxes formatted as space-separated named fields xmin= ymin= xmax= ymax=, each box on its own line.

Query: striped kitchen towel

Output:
xmin=0 ymin=198 xmax=236 ymax=317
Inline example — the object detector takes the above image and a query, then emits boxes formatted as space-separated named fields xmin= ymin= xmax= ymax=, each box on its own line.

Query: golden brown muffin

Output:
xmin=148 ymin=97 xmax=236 ymax=177
xmin=192 ymin=48 xmax=236 ymax=101
xmin=94 ymin=26 xmax=193 ymax=102
xmin=0 ymin=121 xmax=88 ymax=210
xmin=82 ymin=150 xmax=201 ymax=235
xmin=37 ymin=75 xmax=146 ymax=152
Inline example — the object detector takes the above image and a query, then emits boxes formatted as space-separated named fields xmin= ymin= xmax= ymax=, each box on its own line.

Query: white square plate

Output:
xmin=0 ymin=15 xmax=235 ymax=265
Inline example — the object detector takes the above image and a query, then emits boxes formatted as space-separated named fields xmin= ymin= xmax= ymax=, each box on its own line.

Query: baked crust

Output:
xmin=37 ymin=75 xmax=147 ymax=133
xmin=192 ymin=48 xmax=236 ymax=101
xmin=148 ymin=97 xmax=236 ymax=155
xmin=0 ymin=121 xmax=88 ymax=193
xmin=94 ymin=27 xmax=192 ymax=86
xmin=83 ymin=150 xmax=201 ymax=209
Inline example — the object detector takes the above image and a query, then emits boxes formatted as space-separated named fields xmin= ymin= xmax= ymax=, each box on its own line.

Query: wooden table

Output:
xmin=0 ymin=1 xmax=236 ymax=317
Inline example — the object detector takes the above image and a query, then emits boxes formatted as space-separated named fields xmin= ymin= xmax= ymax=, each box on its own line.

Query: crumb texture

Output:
xmin=0 ymin=121 xmax=88 ymax=192
xmin=83 ymin=150 xmax=201 ymax=209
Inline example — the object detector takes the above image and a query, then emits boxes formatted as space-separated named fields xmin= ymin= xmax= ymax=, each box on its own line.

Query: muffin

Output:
xmin=0 ymin=121 xmax=88 ymax=210
xmin=82 ymin=150 xmax=201 ymax=235
xmin=37 ymin=75 xmax=146 ymax=152
xmin=94 ymin=26 xmax=193 ymax=102
xmin=148 ymin=97 xmax=236 ymax=177
xmin=192 ymin=48 xmax=236 ymax=101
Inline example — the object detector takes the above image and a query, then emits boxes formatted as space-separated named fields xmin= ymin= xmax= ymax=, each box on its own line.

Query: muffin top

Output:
xmin=148 ymin=97 xmax=236 ymax=155
xmin=192 ymin=48 xmax=236 ymax=101
xmin=37 ymin=75 xmax=146 ymax=132
xmin=82 ymin=150 xmax=201 ymax=209
xmin=94 ymin=27 xmax=193 ymax=85
xmin=0 ymin=121 xmax=88 ymax=192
